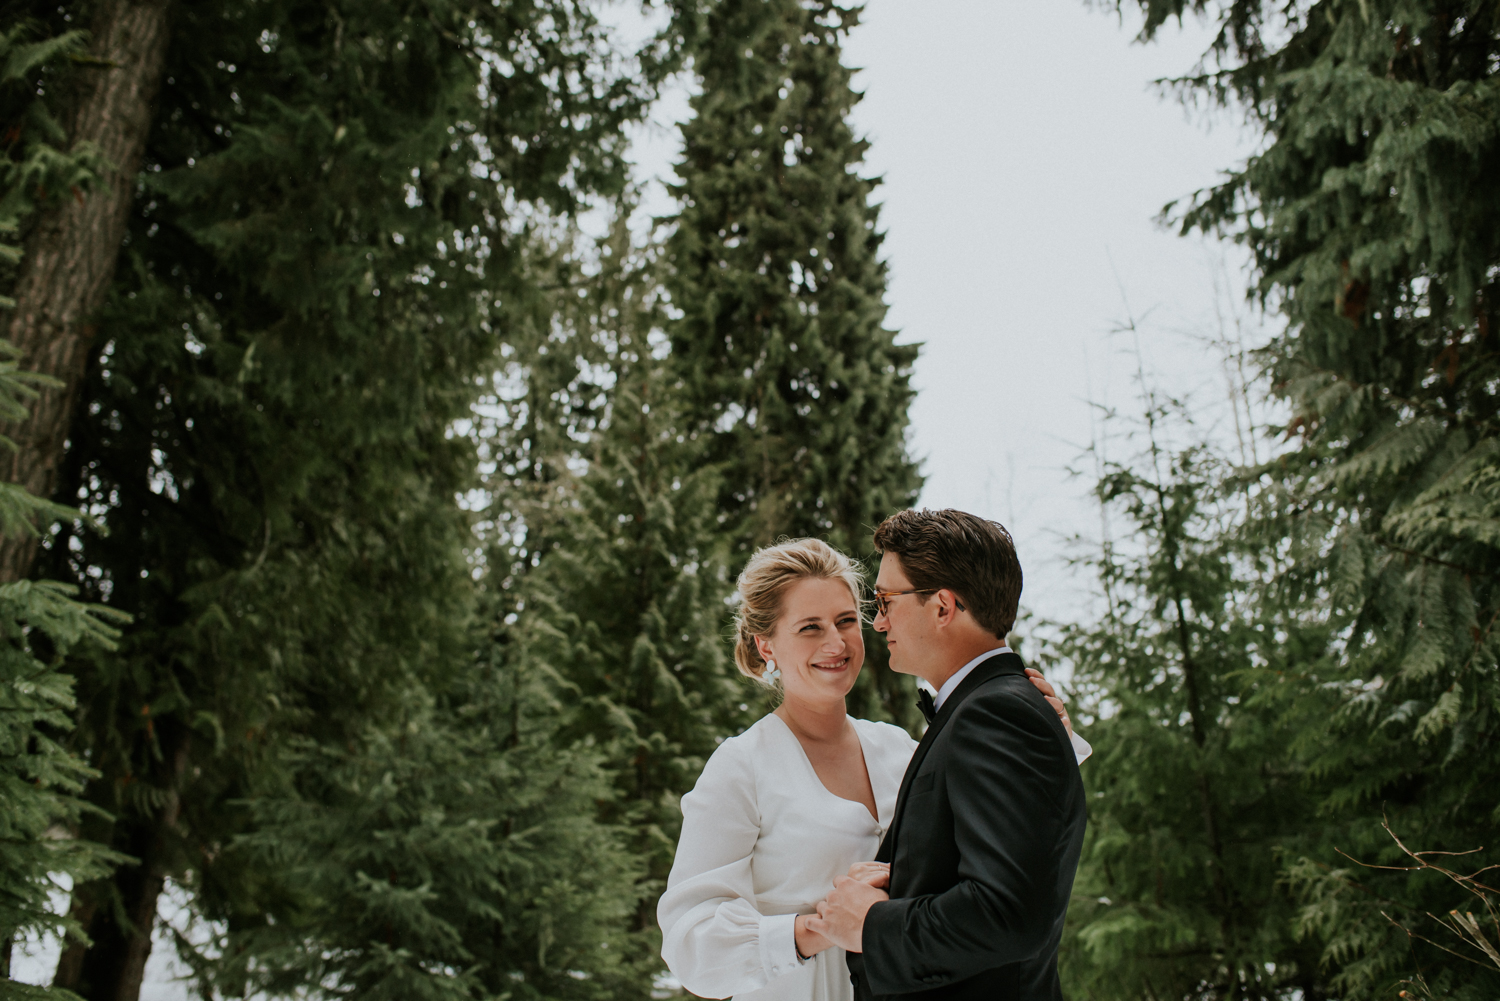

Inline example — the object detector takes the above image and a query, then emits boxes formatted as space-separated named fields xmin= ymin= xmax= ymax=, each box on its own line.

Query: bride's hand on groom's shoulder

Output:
xmin=846 ymin=861 xmax=890 ymax=888
xmin=1025 ymin=667 xmax=1074 ymax=736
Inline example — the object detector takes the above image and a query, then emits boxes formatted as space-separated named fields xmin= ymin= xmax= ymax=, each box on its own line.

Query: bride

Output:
xmin=657 ymin=538 xmax=1089 ymax=1001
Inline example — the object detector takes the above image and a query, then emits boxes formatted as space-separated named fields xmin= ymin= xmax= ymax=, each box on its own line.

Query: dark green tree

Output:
xmin=0 ymin=575 xmax=125 ymax=999
xmin=1100 ymin=2 xmax=1500 ymax=996
xmin=179 ymin=621 xmax=643 ymax=1001
xmin=666 ymin=0 xmax=922 ymax=726
xmin=0 ymin=347 xmax=127 ymax=992
xmin=1 ymin=23 xmax=125 ymax=995
xmin=1046 ymin=386 xmax=1334 ymax=1000
xmin=497 ymin=212 xmax=755 ymax=992
xmin=0 ymin=2 xmax=693 ymax=999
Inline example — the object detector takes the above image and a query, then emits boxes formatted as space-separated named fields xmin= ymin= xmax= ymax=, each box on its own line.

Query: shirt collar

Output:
xmin=933 ymin=646 xmax=1011 ymax=711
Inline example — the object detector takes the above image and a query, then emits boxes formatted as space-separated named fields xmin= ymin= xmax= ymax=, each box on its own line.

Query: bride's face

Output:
xmin=758 ymin=577 xmax=865 ymax=702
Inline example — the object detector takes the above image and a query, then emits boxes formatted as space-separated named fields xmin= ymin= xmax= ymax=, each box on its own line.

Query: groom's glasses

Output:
xmin=871 ymin=589 xmax=967 ymax=615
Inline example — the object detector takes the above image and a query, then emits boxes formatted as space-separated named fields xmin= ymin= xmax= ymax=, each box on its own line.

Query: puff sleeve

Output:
xmin=658 ymin=740 xmax=802 ymax=999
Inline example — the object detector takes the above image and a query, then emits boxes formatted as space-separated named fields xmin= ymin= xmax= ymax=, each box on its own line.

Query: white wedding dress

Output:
xmin=658 ymin=713 xmax=1092 ymax=1001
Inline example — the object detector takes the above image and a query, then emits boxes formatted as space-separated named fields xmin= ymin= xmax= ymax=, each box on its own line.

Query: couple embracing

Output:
xmin=658 ymin=508 xmax=1090 ymax=1001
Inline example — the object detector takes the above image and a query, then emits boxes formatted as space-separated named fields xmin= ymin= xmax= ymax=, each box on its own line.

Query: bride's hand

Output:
xmin=794 ymin=914 xmax=832 ymax=959
xmin=1025 ymin=668 xmax=1074 ymax=736
xmin=846 ymin=861 xmax=890 ymax=888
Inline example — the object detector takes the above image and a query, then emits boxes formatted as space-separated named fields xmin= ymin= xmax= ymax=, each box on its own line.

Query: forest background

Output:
xmin=1 ymin=2 xmax=1497 ymax=1001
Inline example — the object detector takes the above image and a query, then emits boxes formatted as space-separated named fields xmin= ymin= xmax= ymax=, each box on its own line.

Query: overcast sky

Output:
xmin=626 ymin=0 xmax=1265 ymax=625
xmin=13 ymin=3 xmax=1266 ymax=994
xmin=838 ymin=0 xmax=1263 ymax=624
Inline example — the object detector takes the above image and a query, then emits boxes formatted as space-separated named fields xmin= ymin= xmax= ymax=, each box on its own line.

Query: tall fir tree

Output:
xmin=1105 ymin=2 xmax=1500 ymax=996
xmin=0 ymin=347 xmax=128 ymax=993
xmin=481 ymin=210 xmax=756 ymax=995
xmin=1 ymin=22 xmax=126 ymax=995
xmin=1046 ymin=390 xmax=1334 ymax=1001
xmin=667 ymin=0 xmax=922 ymax=726
xmin=0 ymin=2 xmax=692 ymax=999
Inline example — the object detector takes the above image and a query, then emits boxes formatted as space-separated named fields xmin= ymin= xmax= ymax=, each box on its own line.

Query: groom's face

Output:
xmin=872 ymin=552 xmax=932 ymax=678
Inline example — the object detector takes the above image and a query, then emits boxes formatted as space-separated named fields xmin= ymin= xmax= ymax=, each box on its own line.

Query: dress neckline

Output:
xmin=764 ymin=713 xmax=880 ymax=822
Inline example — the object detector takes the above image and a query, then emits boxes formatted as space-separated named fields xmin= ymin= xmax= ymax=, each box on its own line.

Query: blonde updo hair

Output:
xmin=732 ymin=538 xmax=864 ymax=686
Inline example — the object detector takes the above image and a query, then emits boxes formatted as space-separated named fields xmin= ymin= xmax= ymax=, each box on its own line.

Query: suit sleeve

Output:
xmin=859 ymin=687 xmax=1071 ymax=992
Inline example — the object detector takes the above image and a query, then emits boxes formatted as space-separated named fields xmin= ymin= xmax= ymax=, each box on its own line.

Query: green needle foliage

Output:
xmin=1095 ymin=1 xmax=1500 ymax=996
xmin=470 ymin=209 xmax=756 ymax=994
xmin=0 ymin=485 xmax=127 ymax=993
xmin=0 ymin=573 xmax=126 ymax=995
xmin=666 ymin=0 xmax=921 ymax=727
xmin=185 ymin=644 xmax=641 ymax=1001
xmin=0 ymin=0 xmax=694 ymax=996
xmin=0 ymin=1 xmax=967 ymax=997
xmin=0 ymin=19 xmax=104 ymax=313
xmin=538 ymin=216 xmax=752 ymax=933
xmin=1 ymin=21 xmax=126 ymax=993
xmin=1049 ymin=391 xmax=1333 ymax=1000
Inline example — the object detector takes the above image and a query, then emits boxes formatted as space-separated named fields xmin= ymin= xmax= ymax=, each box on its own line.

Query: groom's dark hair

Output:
xmin=872 ymin=508 xmax=1022 ymax=640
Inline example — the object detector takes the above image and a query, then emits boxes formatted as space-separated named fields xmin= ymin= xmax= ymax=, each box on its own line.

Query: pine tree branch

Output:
xmin=1371 ymin=536 xmax=1492 ymax=580
xmin=1287 ymin=368 xmax=1499 ymax=435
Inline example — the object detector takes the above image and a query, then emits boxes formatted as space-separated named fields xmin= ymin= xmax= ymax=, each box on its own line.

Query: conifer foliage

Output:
xmin=0 ymin=400 xmax=126 ymax=991
xmin=532 ymin=220 xmax=750 ymax=932
xmin=667 ymin=0 xmax=922 ymax=726
xmin=0 ymin=0 xmax=932 ymax=996
xmin=1050 ymin=394 xmax=1331 ymax=1000
xmin=467 ymin=211 xmax=757 ymax=993
xmin=0 ymin=20 xmax=125 ymax=994
xmin=667 ymin=0 xmax=920 ymax=559
xmin=1 ymin=2 xmax=689 ymax=999
xmin=1094 ymin=2 xmax=1500 ymax=997
xmin=189 ymin=638 xmax=643 ymax=1001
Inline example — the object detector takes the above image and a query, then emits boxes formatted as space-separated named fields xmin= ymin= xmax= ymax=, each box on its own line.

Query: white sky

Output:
xmin=626 ymin=0 xmax=1266 ymax=627
xmin=839 ymin=0 xmax=1264 ymax=625
xmin=12 ymin=3 xmax=1268 ymax=994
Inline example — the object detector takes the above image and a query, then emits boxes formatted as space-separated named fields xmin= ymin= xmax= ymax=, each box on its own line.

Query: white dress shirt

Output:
xmin=933 ymin=646 xmax=1093 ymax=763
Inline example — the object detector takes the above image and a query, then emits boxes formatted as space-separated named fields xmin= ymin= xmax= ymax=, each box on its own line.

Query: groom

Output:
xmin=806 ymin=508 xmax=1087 ymax=1001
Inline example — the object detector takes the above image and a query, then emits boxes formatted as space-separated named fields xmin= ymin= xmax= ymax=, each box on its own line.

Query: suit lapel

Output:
xmin=877 ymin=652 xmax=1028 ymax=860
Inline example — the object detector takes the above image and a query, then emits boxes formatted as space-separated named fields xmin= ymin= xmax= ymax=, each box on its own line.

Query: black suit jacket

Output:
xmin=847 ymin=652 xmax=1087 ymax=1001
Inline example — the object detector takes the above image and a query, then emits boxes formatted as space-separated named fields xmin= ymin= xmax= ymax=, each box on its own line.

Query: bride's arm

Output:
xmin=658 ymin=740 xmax=809 ymax=999
xmin=1026 ymin=667 xmax=1092 ymax=764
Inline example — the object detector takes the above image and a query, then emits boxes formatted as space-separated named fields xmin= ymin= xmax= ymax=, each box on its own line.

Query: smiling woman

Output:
xmin=660 ymin=537 xmax=918 ymax=1001
xmin=731 ymin=538 xmax=867 ymax=689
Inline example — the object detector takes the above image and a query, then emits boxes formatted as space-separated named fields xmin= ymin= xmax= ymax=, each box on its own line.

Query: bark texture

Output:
xmin=53 ymin=729 xmax=189 ymax=1001
xmin=0 ymin=0 xmax=172 ymax=582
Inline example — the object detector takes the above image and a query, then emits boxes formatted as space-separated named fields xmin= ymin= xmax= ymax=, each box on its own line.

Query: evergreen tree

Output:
xmin=0 ymin=353 xmax=127 ymax=992
xmin=484 ymin=211 xmax=755 ymax=994
xmin=1 ymin=24 xmax=125 ymax=994
xmin=0 ymin=3 xmax=693 ymax=998
xmin=667 ymin=0 xmax=922 ymax=726
xmin=1105 ymin=2 xmax=1500 ymax=996
xmin=0 ymin=576 xmax=124 ymax=997
xmin=0 ymin=0 xmax=172 ymax=586
xmin=1046 ymin=390 xmax=1333 ymax=1001
xmin=180 ymin=618 xmax=643 ymax=1001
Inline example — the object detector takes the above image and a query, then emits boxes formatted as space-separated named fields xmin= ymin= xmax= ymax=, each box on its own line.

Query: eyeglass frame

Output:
xmin=871 ymin=588 xmax=967 ymax=616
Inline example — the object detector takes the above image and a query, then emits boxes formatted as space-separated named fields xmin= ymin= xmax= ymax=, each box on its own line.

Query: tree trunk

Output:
xmin=53 ymin=731 xmax=189 ymax=1001
xmin=0 ymin=0 xmax=172 ymax=582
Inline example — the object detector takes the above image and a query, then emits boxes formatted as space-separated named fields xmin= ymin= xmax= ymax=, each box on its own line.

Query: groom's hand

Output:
xmin=846 ymin=861 xmax=890 ymax=888
xmin=807 ymin=875 xmax=888 ymax=953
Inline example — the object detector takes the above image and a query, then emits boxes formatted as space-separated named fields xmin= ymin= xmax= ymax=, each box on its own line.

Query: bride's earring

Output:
xmin=762 ymin=659 xmax=781 ymax=685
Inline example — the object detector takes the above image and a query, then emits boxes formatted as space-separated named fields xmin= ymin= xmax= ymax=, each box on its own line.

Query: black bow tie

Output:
xmin=916 ymin=688 xmax=936 ymax=724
